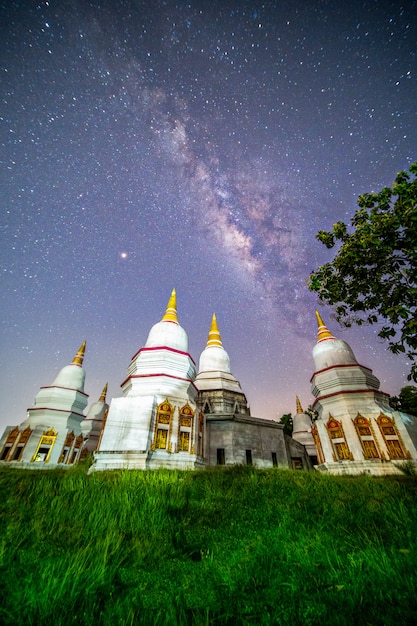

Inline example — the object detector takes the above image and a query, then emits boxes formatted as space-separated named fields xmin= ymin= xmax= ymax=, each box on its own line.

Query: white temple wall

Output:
xmin=98 ymin=396 xmax=156 ymax=452
xmin=205 ymin=417 xmax=296 ymax=469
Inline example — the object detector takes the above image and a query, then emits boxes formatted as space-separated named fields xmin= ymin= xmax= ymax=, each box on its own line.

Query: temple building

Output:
xmin=309 ymin=311 xmax=417 ymax=475
xmin=1 ymin=292 xmax=416 ymax=475
xmin=91 ymin=293 xmax=310 ymax=471
xmin=195 ymin=313 xmax=310 ymax=469
xmin=0 ymin=342 xmax=91 ymax=466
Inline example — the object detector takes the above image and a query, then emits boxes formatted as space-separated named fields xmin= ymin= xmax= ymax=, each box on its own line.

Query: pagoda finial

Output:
xmin=162 ymin=289 xmax=178 ymax=323
xmin=315 ymin=311 xmax=335 ymax=343
xmin=206 ymin=313 xmax=223 ymax=348
xmin=72 ymin=341 xmax=86 ymax=366
xmin=296 ymin=396 xmax=303 ymax=414
xmin=99 ymin=383 xmax=108 ymax=402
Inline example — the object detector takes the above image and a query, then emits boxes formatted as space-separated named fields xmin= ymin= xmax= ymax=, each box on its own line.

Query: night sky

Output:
xmin=1 ymin=0 xmax=416 ymax=432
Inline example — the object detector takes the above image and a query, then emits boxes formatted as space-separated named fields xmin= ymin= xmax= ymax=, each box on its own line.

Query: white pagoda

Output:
xmin=311 ymin=312 xmax=417 ymax=475
xmin=91 ymin=290 xmax=205 ymax=471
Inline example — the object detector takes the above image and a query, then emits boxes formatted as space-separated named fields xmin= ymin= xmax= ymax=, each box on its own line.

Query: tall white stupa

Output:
xmin=311 ymin=311 xmax=417 ymax=475
xmin=195 ymin=313 xmax=250 ymax=416
xmin=193 ymin=314 xmax=310 ymax=469
xmin=91 ymin=290 xmax=205 ymax=471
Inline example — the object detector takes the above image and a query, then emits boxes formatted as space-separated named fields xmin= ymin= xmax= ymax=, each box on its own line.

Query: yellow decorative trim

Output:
xmin=206 ymin=313 xmax=223 ymax=347
xmin=311 ymin=422 xmax=325 ymax=464
xmin=1 ymin=427 xmax=20 ymax=461
xmin=72 ymin=341 xmax=86 ymax=365
xmin=162 ymin=289 xmax=178 ymax=323
xmin=190 ymin=410 xmax=195 ymax=455
xmin=70 ymin=434 xmax=84 ymax=464
xmin=176 ymin=409 xmax=181 ymax=453
xmin=376 ymin=413 xmax=408 ymax=460
xmin=152 ymin=399 xmax=174 ymax=451
xmin=295 ymin=396 xmax=303 ymax=414
xmin=315 ymin=310 xmax=335 ymax=343
xmin=167 ymin=406 xmax=174 ymax=452
xmin=352 ymin=414 xmax=379 ymax=459
xmin=180 ymin=402 xmax=194 ymax=417
xmin=198 ymin=412 xmax=204 ymax=457
xmin=176 ymin=403 xmax=195 ymax=453
xmin=58 ymin=431 xmax=75 ymax=464
xmin=31 ymin=428 xmax=57 ymax=463
xmin=99 ymin=383 xmax=108 ymax=402
xmin=393 ymin=417 xmax=411 ymax=459
xmin=326 ymin=416 xmax=352 ymax=461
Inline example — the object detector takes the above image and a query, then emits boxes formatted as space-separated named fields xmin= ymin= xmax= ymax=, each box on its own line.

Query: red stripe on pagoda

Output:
xmin=120 ymin=372 xmax=199 ymax=392
xmin=39 ymin=386 xmax=89 ymax=397
xmin=130 ymin=346 xmax=196 ymax=365
xmin=311 ymin=387 xmax=390 ymax=407
xmin=310 ymin=362 xmax=372 ymax=383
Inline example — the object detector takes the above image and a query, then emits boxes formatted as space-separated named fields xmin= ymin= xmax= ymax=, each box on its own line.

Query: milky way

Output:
xmin=1 ymin=0 xmax=416 ymax=430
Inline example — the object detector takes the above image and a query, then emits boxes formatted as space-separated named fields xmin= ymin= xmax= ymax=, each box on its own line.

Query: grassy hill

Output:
xmin=1 ymin=464 xmax=416 ymax=625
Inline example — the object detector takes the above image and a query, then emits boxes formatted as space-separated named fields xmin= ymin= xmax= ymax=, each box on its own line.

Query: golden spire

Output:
xmin=72 ymin=341 xmax=86 ymax=366
xmin=206 ymin=313 xmax=223 ymax=348
xmin=296 ymin=396 xmax=303 ymax=414
xmin=315 ymin=310 xmax=335 ymax=343
xmin=99 ymin=383 xmax=108 ymax=402
xmin=162 ymin=288 xmax=178 ymax=323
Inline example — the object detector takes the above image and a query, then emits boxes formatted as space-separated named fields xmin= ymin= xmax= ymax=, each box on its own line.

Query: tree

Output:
xmin=305 ymin=405 xmax=318 ymax=421
xmin=308 ymin=163 xmax=417 ymax=381
xmin=389 ymin=385 xmax=417 ymax=416
xmin=279 ymin=413 xmax=293 ymax=436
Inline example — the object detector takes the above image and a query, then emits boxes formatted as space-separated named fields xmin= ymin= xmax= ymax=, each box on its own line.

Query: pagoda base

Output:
xmin=314 ymin=459 xmax=416 ymax=476
xmin=90 ymin=449 xmax=206 ymax=472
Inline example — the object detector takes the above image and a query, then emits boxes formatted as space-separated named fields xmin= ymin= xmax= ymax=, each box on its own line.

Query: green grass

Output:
xmin=1 ymin=465 xmax=416 ymax=625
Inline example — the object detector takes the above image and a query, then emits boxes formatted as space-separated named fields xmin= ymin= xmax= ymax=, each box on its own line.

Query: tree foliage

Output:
xmin=389 ymin=385 xmax=417 ymax=417
xmin=305 ymin=405 xmax=319 ymax=421
xmin=279 ymin=413 xmax=293 ymax=436
xmin=308 ymin=163 xmax=417 ymax=381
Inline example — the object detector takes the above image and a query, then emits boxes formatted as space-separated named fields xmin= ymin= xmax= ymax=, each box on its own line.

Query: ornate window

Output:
xmin=177 ymin=403 xmax=194 ymax=453
xmin=31 ymin=428 xmax=57 ymax=463
xmin=58 ymin=432 xmax=75 ymax=464
xmin=376 ymin=414 xmax=409 ymax=460
xmin=311 ymin=422 xmax=325 ymax=464
xmin=11 ymin=427 xmax=32 ymax=461
xmin=156 ymin=429 xmax=168 ymax=449
xmin=179 ymin=431 xmax=190 ymax=451
xmin=0 ymin=427 xmax=20 ymax=461
xmin=326 ymin=416 xmax=353 ymax=461
xmin=152 ymin=400 xmax=174 ymax=451
xmin=69 ymin=434 xmax=83 ymax=464
xmin=197 ymin=412 xmax=204 ymax=457
xmin=353 ymin=414 xmax=380 ymax=459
